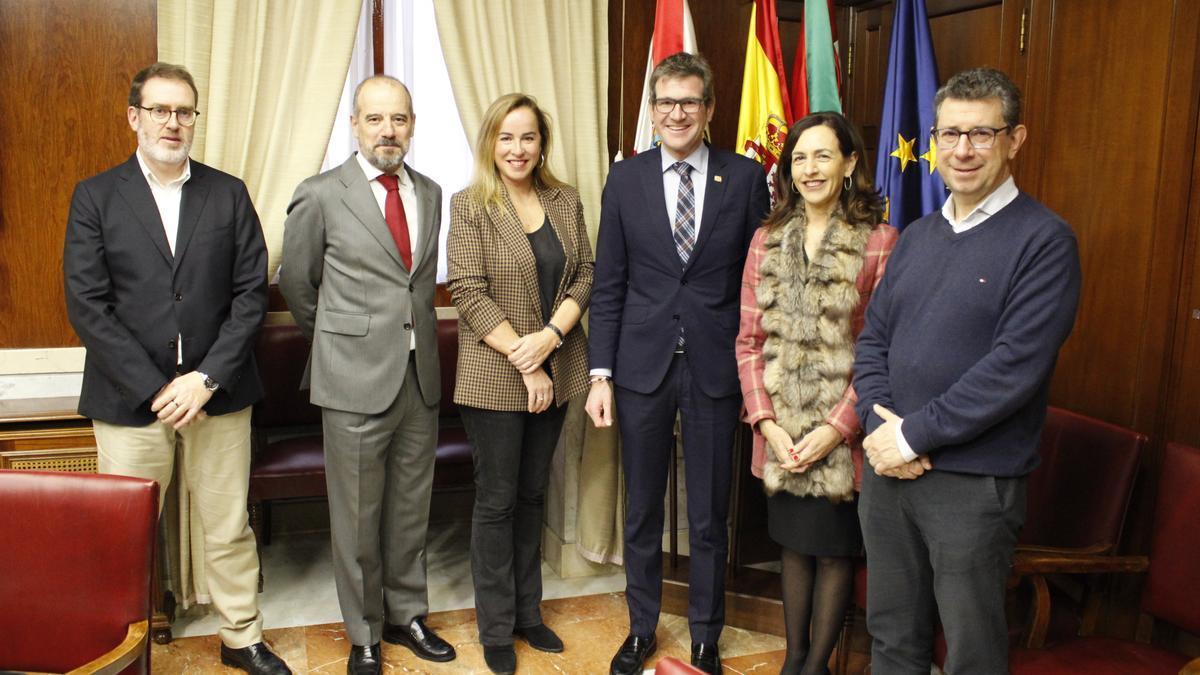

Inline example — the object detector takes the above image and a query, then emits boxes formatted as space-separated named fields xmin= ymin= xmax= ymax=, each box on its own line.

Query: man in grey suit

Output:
xmin=279 ymin=75 xmax=454 ymax=675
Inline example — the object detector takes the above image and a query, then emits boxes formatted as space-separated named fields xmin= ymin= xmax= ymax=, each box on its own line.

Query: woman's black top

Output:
xmin=526 ymin=216 xmax=565 ymax=326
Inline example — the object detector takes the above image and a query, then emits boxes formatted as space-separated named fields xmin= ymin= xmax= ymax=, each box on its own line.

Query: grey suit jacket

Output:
xmin=279 ymin=155 xmax=442 ymax=415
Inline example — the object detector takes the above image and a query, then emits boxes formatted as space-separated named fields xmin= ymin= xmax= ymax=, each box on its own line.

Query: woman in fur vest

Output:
xmin=736 ymin=111 xmax=897 ymax=675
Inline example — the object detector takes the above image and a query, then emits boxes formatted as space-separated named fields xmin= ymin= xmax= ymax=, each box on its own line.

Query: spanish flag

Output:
xmin=736 ymin=0 xmax=792 ymax=199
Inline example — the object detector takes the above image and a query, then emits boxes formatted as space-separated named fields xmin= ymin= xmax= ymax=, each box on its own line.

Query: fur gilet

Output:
xmin=756 ymin=208 xmax=871 ymax=502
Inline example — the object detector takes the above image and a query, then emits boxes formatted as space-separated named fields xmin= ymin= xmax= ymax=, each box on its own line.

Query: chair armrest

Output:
xmin=68 ymin=619 xmax=148 ymax=675
xmin=1012 ymin=550 xmax=1149 ymax=575
xmin=1014 ymin=555 xmax=1148 ymax=648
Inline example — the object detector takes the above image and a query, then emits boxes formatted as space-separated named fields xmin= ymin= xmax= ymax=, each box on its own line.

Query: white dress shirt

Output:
xmin=136 ymin=150 xmax=191 ymax=365
xmin=895 ymin=175 xmax=1020 ymax=461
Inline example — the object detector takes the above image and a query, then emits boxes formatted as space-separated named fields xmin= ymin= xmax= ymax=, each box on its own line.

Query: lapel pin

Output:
xmin=713 ymin=175 xmax=723 ymax=183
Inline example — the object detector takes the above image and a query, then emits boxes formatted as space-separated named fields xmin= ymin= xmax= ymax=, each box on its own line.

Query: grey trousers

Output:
xmin=459 ymin=403 xmax=567 ymax=647
xmin=858 ymin=467 xmax=1026 ymax=675
xmin=322 ymin=363 xmax=438 ymax=646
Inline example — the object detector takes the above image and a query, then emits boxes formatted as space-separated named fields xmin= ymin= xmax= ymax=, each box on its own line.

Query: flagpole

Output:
xmin=616 ymin=0 xmax=627 ymax=161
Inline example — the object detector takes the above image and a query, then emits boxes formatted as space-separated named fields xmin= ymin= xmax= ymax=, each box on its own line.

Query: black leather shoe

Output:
xmin=513 ymin=623 xmax=564 ymax=652
xmin=346 ymin=643 xmax=382 ymax=675
xmin=383 ymin=616 xmax=456 ymax=662
xmin=690 ymin=642 xmax=721 ymax=674
xmin=219 ymin=642 xmax=292 ymax=675
xmin=482 ymin=644 xmax=517 ymax=674
xmin=609 ymin=633 xmax=657 ymax=675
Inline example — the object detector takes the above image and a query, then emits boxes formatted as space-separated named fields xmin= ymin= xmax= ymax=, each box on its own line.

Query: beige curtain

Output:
xmin=433 ymin=0 xmax=622 ymax=565
xmin=159 ymin=0 xmax=362 ymax=278
xmin=157 ymin=0 xmax=362 ymax=607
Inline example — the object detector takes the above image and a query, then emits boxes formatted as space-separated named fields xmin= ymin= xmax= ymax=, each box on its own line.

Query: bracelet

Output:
xmin=544 ymin=322 xmax=565 ymax=348
xmin=589 ymin=375 xmax=611 ymax=385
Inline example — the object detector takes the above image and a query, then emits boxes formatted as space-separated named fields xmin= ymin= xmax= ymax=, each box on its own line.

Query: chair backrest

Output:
xmin=253 ymin=321 xmax=323 ymax=429
xmin=1141 ymin=442 xmax=1200 ymax=634
xmin=0 ymin=470 xmax=157 ymax=673
xmin=1020 ymin=406 xmax=1146 ymax=552
xmin=437 ymin=315 xmax=459 ymax=418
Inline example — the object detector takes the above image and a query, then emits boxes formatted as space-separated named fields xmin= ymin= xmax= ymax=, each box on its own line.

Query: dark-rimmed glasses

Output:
xmin=652 ymin=97 xmax=705 ymax=115
xmin=136 ymin=105 xmax=200 ymax=127
xmin=932 ymin=125 xmax=1011 ymax=149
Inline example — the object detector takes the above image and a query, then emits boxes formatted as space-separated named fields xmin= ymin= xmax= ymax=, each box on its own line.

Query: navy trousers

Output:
xmin=615 ymin=353 xmax=741 ymax=645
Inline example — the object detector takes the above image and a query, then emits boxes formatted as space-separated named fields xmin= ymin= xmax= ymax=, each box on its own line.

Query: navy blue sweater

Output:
xmin=852 ymin=193 xmax=1081 ymax=476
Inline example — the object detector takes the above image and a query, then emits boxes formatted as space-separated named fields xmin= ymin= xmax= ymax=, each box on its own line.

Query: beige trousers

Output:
xmin=93 ymin=407 xmax=263 ymax=648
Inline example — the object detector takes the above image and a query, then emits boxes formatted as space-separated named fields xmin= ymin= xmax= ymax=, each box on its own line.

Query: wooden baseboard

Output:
xmin=660 ymin=554 xmax=786 ymax=637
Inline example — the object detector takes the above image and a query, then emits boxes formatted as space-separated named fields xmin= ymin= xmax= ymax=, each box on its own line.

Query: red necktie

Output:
xmin=377 ymin=174 xmax=413 ymax=269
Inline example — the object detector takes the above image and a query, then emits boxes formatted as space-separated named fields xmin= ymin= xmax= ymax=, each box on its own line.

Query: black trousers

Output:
xmin=459 ymin=403 xmax=567 ymax=646
xmin=615 ymin=353 xmax=741 ymax=645
xmin=858 ymin=467 xmax=1027 ymax=675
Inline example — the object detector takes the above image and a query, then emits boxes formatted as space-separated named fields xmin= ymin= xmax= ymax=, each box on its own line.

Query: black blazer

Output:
xmin=588 ymin=145 xmax=770 ymax=398
xmin=64 ymin=155 xmax=268 ymax=426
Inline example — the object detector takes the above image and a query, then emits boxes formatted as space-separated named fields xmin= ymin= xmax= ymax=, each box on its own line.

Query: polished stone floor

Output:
xmin=154 ymin=501 xmax=870 ymax=673
xmin=154 ymin=592 xmax=796 ymax=673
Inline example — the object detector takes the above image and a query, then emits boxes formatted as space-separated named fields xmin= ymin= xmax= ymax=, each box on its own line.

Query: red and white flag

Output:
xmin=622 ymin=0 xmax=698 ymax=159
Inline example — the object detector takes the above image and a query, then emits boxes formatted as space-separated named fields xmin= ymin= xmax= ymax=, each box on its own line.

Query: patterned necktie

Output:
xmin=377 ymin=174 xmax=413 ymax=269
xmin=671 ymin=161 xmax=695 ymax=266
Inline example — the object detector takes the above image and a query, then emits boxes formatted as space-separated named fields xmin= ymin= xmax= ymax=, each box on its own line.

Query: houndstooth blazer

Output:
xmin=447 ymin=183 xmax=594 ymax=412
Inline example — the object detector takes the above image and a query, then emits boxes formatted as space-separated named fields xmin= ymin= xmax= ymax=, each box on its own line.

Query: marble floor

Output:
xmin=155 ymin=504 xmax=808 ymax=673
xmin=154 ymin=592 xmax=794 ymax=674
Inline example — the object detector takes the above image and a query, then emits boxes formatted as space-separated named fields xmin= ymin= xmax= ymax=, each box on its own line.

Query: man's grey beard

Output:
xmin=138 ymin=128 xmax=191 ymax=166
xmin=364 ymin=141 xmax=408 ymax=172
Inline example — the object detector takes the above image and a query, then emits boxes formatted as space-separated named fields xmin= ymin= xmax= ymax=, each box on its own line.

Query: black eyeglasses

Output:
xmin=136 ymin=105 xmax=200 ymax=127
xmin=931 ymin=126 xmax=1011 ymax=149
xmin=652 ymin=97 xmax=705 ymax=115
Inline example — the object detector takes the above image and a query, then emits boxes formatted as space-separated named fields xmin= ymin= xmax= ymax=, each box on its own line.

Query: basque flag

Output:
xmin=874 ymin=0 xmax=944 ymax=230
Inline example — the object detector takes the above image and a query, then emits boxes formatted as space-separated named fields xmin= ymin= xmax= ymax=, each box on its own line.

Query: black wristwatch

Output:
xmin=198 ymin=372 xmax=220 ymax=392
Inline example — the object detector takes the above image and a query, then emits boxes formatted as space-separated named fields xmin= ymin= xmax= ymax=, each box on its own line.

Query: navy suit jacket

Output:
xmin=64 ymin=155 xmax=268 ymax=426
xmin=588 ymin=145 xmax=770 ymax=398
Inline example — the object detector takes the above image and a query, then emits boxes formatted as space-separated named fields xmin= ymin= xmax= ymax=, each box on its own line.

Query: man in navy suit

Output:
xmin=585 ymin=52 xmax=770 ymax=675
xmin=63 ymin=62 xmax=289 ymax=674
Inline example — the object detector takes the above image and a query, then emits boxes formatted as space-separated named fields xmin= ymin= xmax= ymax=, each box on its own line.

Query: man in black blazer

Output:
xmin=63 ymin=62 xmax=289 ymax=675
xmin=585 ymin=52 xmax=770 ymax=675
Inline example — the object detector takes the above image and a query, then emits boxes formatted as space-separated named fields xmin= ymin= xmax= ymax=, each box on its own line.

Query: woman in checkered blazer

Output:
xmin=446 ymin=93 xmax=593 ymax=674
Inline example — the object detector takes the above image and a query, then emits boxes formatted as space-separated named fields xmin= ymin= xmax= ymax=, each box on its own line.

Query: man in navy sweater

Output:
xmin=852 ymin=68 xmax=1081 ymax=674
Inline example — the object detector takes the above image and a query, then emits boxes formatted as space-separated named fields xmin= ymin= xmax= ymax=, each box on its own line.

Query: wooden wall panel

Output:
xmin=1022 ymin=0 xmax=1185 ymax=432
xmin=0 ymin=0 xmax=158 ymax=348
xmin=929 ymin=4 xmax=1003 ymax=81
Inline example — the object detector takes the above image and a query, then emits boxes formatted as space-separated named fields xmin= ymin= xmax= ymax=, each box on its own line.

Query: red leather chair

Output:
xmin=653 ymin=656 xmax=705 ymax=674
xmin=0 ymin=470 xmax=158 ymax=674
xmin=837 ymin=407 xmax=1148 ymax=673
xmin=248 ymin=321 xmax=325 ymax=546
xmin=248 ymin=316 xmax=475 ymax=551
xmin=1019 ymin=407 xmax=1146 ymax=554
xmin=1011 ymin=407 xmax=1147 ymax=647
xmin=1009 ymin=441 xmax=1200 ymax=673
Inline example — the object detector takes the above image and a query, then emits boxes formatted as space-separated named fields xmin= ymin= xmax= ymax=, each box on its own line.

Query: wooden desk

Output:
xmin=0 ymin=397 xmax=97 ymax=471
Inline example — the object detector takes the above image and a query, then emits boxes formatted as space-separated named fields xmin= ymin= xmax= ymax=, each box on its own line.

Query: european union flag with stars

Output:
xmin=875 ymin=0 xmax=944 ymax=230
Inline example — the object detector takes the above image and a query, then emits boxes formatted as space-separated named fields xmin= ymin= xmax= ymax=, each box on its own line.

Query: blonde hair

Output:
xmin=469 ymin=93 xmax=564 ymax=205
